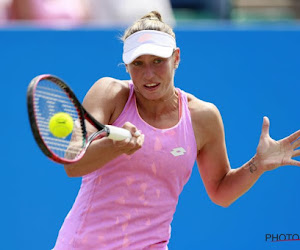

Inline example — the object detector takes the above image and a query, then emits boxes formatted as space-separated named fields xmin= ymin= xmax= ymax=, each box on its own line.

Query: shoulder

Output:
xmin=83 ymin=77 xmax=131 ymax=124
xmin=186 ymin=93 xmax=221 ymax=123
xmin=185 ymin=93 xmax=224 ymax=151
xmin=85 ymin=77 xmax=130 ymax=100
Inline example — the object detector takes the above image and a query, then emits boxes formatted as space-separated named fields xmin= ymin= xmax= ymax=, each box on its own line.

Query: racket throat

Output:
xmin=88 ymin=128 xmax=109 ymax=144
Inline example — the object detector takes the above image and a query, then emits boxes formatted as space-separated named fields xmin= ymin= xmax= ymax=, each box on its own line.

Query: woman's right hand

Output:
xmin=113 ymin=122 xmax=145 ymax=155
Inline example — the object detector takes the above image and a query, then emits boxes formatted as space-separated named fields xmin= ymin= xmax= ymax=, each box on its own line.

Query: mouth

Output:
xmin=144 ymin=83 xmax=160 ymax=90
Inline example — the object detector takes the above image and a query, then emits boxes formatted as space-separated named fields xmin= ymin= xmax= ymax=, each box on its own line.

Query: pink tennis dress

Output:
xmin=53 ymin=81 xmax=197 ymax=249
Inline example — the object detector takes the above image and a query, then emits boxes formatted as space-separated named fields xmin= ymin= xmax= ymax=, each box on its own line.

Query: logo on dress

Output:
xmin=170 ymin=147 xmax=186 ymax=157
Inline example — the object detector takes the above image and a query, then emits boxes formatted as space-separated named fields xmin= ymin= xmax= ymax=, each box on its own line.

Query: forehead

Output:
xmin=132 ymin=54 xmax=166 ymax=61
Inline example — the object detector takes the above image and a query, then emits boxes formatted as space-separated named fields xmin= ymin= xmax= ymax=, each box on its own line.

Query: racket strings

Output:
xmin=34 ymin=80 xmax=85 ymax=160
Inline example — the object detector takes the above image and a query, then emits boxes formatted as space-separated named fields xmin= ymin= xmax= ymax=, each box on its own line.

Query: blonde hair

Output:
xmin=122 ymin=11 xmax=175 ymax=41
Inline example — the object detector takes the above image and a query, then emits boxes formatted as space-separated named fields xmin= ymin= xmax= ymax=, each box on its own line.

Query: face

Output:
xmin=126 ymin=49 xmax=180 ymax=101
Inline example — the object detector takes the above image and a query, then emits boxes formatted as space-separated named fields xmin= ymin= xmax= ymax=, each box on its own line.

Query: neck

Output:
xmin=135 ymin=88 xmax=179 ymax=118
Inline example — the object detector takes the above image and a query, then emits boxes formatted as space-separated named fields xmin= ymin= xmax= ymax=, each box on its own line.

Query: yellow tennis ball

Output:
xmin=49 ymin=112 xmax=74 ymax=138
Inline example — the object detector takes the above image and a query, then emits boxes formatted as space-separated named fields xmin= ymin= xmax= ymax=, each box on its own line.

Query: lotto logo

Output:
xmin=170 ymin=147 xmax=186 ymax=157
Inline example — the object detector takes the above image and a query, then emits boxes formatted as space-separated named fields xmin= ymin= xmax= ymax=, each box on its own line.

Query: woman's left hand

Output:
xmin=256 ymin=116 xmax=300 ymax=172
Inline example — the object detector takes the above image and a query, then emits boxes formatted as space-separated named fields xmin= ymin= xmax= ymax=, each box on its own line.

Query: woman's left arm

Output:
xmin=195 ymin=103 xmax=300 ymax=207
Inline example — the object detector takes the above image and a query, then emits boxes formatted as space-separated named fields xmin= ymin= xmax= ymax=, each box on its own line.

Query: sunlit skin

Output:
xmin=126 ymin=49 xmax=180 ymax=121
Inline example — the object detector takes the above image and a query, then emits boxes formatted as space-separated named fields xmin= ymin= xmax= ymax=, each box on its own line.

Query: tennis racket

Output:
xmin=27 ymin=74 xmax=132 ymax=164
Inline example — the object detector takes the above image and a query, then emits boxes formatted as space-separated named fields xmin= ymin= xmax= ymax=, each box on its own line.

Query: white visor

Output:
xmin=123 ymin=30 xmax=176 ymax=64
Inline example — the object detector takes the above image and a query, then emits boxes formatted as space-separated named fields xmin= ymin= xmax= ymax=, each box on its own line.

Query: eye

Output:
xmin=153 ymin=58 xmax=163 ymax=64
xmin=132 ymin=61 xmax=143 ymax=66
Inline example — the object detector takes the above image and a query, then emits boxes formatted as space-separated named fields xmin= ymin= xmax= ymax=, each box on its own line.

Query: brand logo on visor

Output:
xmin=138 ymin=34 xmax=153 ymax=43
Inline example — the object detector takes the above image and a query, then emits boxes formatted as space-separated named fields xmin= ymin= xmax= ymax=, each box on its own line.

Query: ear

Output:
xmin=173 ymin=48 xmax=180 ymax=68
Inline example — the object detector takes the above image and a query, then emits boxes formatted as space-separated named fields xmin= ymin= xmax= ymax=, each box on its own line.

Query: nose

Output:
xmin=143 ymin=65 xmax=155 ymax=80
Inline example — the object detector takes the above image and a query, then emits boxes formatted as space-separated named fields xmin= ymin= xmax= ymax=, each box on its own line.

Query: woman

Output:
xmin=53 ymin=11 xmax=300 ymax=250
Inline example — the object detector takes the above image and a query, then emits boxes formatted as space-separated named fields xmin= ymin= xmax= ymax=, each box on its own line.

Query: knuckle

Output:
xmin=127 ymin=140 xmax=136 ymax=148
xmin=123 ymin=122 xmax=140 ymax=136
xmin=123 ymin=121 xmax=133 ymax=128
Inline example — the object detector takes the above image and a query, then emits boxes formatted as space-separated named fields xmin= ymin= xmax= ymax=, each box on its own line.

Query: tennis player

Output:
xmin=53 ymin=11 xmax=300 ymax=250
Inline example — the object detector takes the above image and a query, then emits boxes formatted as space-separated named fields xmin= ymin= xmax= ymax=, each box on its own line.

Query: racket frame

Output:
xmin=27 ymin=74 xmax=111 ymax=164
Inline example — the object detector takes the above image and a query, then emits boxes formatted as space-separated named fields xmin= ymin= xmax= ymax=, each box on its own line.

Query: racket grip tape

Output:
xmin=106 ymin=125 xmax=132 ymax=141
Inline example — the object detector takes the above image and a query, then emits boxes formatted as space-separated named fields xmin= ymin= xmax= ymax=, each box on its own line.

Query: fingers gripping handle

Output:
xmin=106 ymin=125 xmax=132 ymax=141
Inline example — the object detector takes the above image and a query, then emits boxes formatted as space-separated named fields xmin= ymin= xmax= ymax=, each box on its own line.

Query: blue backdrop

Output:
xmin=1 ymin=24 xmax=299 ymax=250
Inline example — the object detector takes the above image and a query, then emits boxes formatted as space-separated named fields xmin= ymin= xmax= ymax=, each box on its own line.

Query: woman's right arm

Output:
xmin=64 ymin=77 xmax=144 ymax=177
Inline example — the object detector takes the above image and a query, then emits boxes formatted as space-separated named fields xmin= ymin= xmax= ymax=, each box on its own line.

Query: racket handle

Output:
xmin=106 ymin=125 xmax=132 ymax=141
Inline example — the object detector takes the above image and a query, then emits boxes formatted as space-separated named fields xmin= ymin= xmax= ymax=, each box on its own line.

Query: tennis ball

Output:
xmin=49 ymin=112 xmax=74 ymax=138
